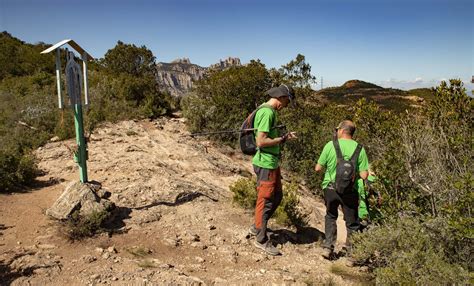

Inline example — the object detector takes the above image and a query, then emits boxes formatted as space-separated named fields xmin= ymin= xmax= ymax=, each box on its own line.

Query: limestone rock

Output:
xmin=46 ymin=181 xmax=115 ymax=220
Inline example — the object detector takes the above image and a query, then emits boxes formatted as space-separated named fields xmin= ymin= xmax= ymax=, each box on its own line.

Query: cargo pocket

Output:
xmin=258 ymin=181 xmax=275 ymax=200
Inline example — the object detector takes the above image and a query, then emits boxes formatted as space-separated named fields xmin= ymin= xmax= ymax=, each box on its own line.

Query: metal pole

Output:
xmin=55 ymin=49 xmax=63 ymax=109
xmin=82 ymin=52 xmax=89 ymax=106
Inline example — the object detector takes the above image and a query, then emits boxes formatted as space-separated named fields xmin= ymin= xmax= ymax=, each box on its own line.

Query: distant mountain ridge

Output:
xmin=312 ymin=79 xmax=434 ymax=111
xmin=155 ymin=57 xmax=241 ymax=97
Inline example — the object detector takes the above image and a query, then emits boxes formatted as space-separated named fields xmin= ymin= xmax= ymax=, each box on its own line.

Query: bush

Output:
xmin=230 ymin=178 xmax=307 ymax=227
xmin=0 ymin=150 xmax=38 ymax=192
xmin=181 ymin=60 xmax=271 ymax=144
xmin=352 ymin=217 xmax=470 ymax=285
xmin=230 ymin=177 xmax=257 ymax=209
xmin=64 ymin=210 xmax=111 ymax=240
xmin=273 ymin=182 xmax=308 ymax=227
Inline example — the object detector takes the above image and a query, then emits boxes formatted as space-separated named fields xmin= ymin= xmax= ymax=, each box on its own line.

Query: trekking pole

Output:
xmin=182 ymin=124 xmax=286 ymax=137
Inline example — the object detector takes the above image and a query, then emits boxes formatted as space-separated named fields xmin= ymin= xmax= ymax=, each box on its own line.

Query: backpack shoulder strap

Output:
xmin=350 ymin=144 xmax=363 ymax=163
xmin=333 ymin=139 xmax=344 ymax=161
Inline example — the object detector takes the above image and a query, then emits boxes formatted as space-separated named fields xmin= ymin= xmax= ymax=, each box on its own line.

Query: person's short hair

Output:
xmin=336 ymin=120 xmax=356 ymax=136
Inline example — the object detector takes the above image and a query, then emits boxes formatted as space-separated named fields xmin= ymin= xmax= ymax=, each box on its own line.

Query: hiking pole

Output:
xmin=183 ymin=124 xmax=286 ymax=137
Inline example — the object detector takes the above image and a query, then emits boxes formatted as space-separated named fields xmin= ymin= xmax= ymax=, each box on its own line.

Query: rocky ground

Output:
xmin=0 ymin=116 xmax=371 ymax=285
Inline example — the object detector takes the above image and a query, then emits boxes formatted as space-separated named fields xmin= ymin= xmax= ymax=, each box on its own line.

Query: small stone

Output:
xmin=208 ymin=224 xmax=216 ymax=230
xmin=111 ymin=277 xmax=118 ymax=281
xmin=107 ymin=246 xmax=117 ymax=253
xmin=50 ymin=136 xmax=60 ymax=142
xmin=195 ymin=256 xmax=205 ymax=263
xmin=82 ymin=255 xmax=97 ymax=263
xmin=214 ymin=277 xmax=227 ymax=284
xmin=17 ymin=241 xmax=21 ymax=245
xmin=260 ymin=269 xmax=266 ymax=274
xmin=95 ymin=247 xmax=104 ymax=254
xmin=90 ymin=274 xmax=100 ymax=280
xmin=102 ymin=252 xmax=111 ymax=259
xmin=37 ymin=244 xmax=56 ymax=249
xmin=283 ymin=275 xmax=295 ymax=282
xmin=159 ymin=263 xmax=174 ymax=269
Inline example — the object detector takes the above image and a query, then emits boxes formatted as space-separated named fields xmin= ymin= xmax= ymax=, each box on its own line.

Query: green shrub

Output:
xmin=230 ymin=177 xmax=257 ymax=210
xmin=352 ymin=217 xmax=470 ymax=285
xmin=181 ymin=60 xmax=271 ymax=144
xmin=230 ymin=178 xmax=307 ymax=227
xmin=273 ymin=182 xmax=308 ymax=227
xmin=65 ymin=210 xmax=110 ymax=240
xmin=0 ymin=150 xmax=38 ymax=192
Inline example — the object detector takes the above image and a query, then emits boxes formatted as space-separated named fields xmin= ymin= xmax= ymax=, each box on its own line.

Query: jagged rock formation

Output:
xmin=209 ymin=57 xmax=241 ymax=70
xmin=155 ymin=57 xmax=241 ymax=97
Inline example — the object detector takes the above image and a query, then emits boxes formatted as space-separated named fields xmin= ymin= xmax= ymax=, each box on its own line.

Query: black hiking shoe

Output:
xmin=321 ymin=247 xmax=334 ymax=260
xmin=254 ymin=240 xmax=281 ymax=256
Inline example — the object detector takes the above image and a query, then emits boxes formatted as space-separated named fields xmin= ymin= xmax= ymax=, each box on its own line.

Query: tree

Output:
xmin=279 ymin=54 xmax=316 ymax=89
xmin=101 ymin=41 xmax=156 ymax=77
xmin=181 ymin=60 xmax=271 ymax=142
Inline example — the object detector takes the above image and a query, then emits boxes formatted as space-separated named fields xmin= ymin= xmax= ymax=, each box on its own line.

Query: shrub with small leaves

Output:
xmin=230 ymin=178 xmax=307 ymax=227
xmin=65 ymin=210 xmax=110 ymax=240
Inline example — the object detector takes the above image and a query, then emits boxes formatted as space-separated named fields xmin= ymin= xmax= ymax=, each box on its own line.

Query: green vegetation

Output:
xmin=63 ymin=210 xmax=111 ymax=240
xmin=184 ymin=53 xmax=472 ymax=282
xmin=229 ymin=178 xmax=308 ymax=227
xmin=1 ymin=32 xmax=471 ymax=282
xmin=0 ymin=32 xmax=173 ymax=192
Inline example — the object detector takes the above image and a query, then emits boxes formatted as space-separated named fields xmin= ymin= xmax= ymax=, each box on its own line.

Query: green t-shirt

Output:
xmin=251 ymin=105 xmax=280 ymax=169
xmin=357 ymin=175 xmax=376 ymax=219
xmin=317 ymin=139 xmax=369 ymax=190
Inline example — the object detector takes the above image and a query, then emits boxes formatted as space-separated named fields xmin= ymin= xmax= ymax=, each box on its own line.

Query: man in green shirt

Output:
xmin=315 ymin=120 xmax=369 ymax=259
xmin=249 ymin=84 xmax=297 ymax=256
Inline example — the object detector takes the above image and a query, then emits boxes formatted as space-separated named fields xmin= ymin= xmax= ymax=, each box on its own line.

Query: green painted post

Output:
xmin=65 ymin=50 xmax=88 ymax=183
xmin=73 ymin=102 xmax=88 ymax=182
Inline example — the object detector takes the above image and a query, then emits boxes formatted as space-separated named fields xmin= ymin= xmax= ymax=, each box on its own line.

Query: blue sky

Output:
xmin=1 ymin=0 xmax=473 ymax=91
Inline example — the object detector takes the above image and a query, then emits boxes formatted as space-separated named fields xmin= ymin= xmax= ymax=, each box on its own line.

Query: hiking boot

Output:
xmin=248 ymin=225 xmax=258 ymax=236
xmin=321 ymin=247 xmax=334 ymax=260
xmin=254 ymin=240 xmax=281 ymax=256
xmin=248 ymin=225 xmax=273 ymax=236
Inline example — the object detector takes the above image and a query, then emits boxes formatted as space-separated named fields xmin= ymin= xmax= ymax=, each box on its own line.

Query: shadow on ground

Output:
xmin=132 ymin=191 xmax=219 ymax=211
xmin=271 ymin=226 xmax=324 ymax=245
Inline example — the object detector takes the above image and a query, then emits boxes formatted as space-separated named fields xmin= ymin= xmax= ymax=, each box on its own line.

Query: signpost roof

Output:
xmin=41 ymin=39 xmax=94 ymax=60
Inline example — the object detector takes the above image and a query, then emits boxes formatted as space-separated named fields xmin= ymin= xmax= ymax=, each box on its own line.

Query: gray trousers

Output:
xmin=322 ymin=186 xmax=360 ymax=250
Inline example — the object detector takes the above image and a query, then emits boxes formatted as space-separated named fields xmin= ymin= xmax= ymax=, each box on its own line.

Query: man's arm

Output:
xmin=256 ymin=131 xmax=297 ymax=148
xmin=256 ymin=131 xmax=283 ymax=147
xmin=359 ymin=170 xmax=368 ymax=180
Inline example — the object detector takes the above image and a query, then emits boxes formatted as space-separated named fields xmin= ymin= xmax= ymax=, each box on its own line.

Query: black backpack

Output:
xmin=333 ymin=139 xmax=363 ymax=194
xmin=239 ymin=105 xmax=276 ymax=155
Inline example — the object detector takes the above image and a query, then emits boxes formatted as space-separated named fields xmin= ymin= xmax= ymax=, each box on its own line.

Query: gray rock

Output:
xmin=46 ymin=181 xmax=115 ymax=220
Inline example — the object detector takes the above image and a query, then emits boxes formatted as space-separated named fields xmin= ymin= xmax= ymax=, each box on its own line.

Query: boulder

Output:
xmin=46 ymin=181 xmax=114 ymax=220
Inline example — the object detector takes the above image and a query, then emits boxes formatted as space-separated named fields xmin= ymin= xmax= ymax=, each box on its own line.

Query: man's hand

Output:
xmin=281 ymin=132 xmax=297 ymax=143
xmin=315 ymin=163 xmax=324 ymax=172
xmin=286 ymin=132 xmax=297 ymax=140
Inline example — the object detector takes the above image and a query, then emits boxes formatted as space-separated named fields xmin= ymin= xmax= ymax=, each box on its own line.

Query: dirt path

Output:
xmin=0 ymin=117 xmax=367 ymax=285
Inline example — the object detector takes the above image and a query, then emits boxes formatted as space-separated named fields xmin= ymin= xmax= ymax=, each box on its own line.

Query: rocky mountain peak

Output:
xmin=209 ymin=57 xmax=241 ymax=70
xmin=155 ymin=57 xmax=241 ymax=97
